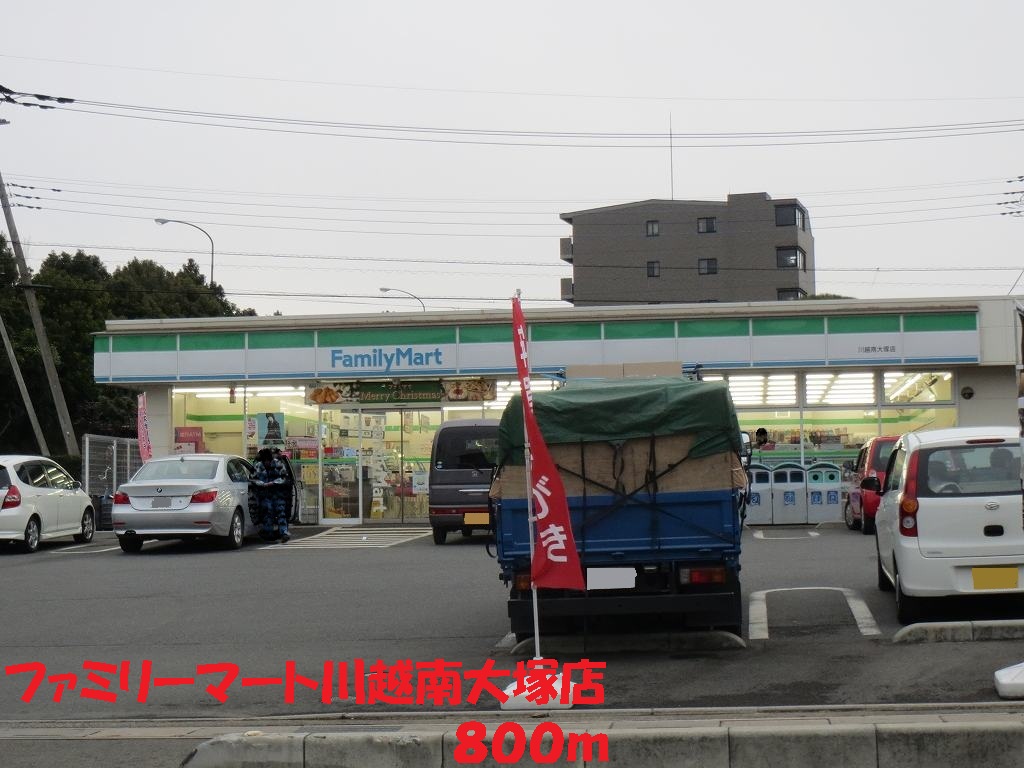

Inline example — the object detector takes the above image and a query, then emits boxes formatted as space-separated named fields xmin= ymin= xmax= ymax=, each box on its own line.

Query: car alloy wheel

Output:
xmin=74 ymin=510 xmax=95 ymax=543
xmin=21 ymin=517 xmax=40 ymax=553
xmin=223 ymin=510 xmax=244 ymax=550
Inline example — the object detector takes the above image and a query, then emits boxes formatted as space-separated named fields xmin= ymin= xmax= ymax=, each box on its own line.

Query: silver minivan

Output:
xmin=427 ymin=419 xmax=500 ymax=545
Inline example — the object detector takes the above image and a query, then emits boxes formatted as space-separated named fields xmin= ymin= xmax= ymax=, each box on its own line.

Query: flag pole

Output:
xmin=516 ymin=289 xmax=543 ymax=660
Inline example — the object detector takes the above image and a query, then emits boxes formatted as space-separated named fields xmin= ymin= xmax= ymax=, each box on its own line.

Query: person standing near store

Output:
xmin=253 ymin=448 xmax=291 ymax=542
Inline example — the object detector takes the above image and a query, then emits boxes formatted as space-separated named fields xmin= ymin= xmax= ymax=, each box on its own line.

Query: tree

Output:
xmin=0 ymin=239 xmax=256 ymax=453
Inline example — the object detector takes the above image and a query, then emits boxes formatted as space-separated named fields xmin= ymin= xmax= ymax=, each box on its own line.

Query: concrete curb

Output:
xmin=181 ymin=721 xmax=1024 ymax=767
xmin=506 ymin=631 xmax=745 ymax=656
xmin=893 ymin=619 xmax=1024 ymax=644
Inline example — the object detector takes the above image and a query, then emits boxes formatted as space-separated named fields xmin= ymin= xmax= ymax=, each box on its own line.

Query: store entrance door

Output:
xmin=313 ymin=406 xmax=440 ymax=525
xmin=376 ymin=409 xmax=438 ymax=524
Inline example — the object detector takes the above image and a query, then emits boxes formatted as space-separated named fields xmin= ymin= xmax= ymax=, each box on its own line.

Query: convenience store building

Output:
xmin=92 ymin=295 xmax=1024 ymax=526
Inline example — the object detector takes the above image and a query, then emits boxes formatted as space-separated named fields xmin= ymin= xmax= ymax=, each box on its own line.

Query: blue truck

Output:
xmin=492 ymin=377 xmax=749 ymax=640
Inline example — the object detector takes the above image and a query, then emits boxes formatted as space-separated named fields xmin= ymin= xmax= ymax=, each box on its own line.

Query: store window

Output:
xmin=704 ymin=374 xmax=797 ymax=407
xmin=883 ymin=371 xmax=953 ymax=404
xmin=805 ymin=372 xmax=875 ymax=405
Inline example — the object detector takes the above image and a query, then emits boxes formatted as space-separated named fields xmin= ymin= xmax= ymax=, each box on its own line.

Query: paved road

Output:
xmin=3 ymin=522 xmax=1024 ymax=765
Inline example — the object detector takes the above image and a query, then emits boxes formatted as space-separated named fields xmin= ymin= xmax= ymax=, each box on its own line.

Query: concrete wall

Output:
xmin=956 ymin=366 xmax=1018 ymax=427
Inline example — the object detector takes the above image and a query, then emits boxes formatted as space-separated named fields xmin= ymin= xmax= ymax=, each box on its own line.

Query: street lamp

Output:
xmin=155 ymin=218 xmax=215 ymax=285
xmin=380 ymin=287 xmax=426 ymax=312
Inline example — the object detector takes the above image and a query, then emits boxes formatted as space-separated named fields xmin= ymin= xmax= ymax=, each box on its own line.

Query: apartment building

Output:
xmin=559 ymin=192 xmax=815 ymax=305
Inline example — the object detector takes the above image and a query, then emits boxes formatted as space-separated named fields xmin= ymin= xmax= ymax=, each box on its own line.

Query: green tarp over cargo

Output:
xmin=499 ymin=377 xmax=742 ymax=465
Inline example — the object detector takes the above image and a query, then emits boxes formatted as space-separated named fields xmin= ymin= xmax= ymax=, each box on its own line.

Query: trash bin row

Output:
xmin=745 ymin=462 xmax=842 ymax=525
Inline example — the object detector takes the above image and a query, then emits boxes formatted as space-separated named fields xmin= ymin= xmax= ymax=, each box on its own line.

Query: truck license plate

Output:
xmin=587 ymin=568 xmax=636 ymax=590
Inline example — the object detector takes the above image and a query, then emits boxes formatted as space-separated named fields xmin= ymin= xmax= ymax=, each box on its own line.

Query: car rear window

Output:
xmin=918 ymin=443 xmax=1022 ymax=497
xmin=433 ymin=427 xmax=499 ymax=470
xmin=870 ymin=441 xmax=896 ymax=472
xmin=133 ymin=459 xmax=220 ymax=482
xmin=0 ymin=467 xmax=9 ymax=487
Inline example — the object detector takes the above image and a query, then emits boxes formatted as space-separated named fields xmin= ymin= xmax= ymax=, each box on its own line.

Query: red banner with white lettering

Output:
xmin=511 ymin=297 xmax=585 ymax=591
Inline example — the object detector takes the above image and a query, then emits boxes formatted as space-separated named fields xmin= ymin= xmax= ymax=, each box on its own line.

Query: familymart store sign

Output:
xmin=93 ymin=312 xmax=980 ymax=385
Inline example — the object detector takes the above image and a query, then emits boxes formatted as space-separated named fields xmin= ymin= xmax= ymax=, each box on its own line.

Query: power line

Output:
xmin=20 ymin=240 xmax=1022 ymax=275
xmin=54 ymin=102 xmax=1024 ymax=148
xmin=6 ymin=53 xmax=1024 ymax=105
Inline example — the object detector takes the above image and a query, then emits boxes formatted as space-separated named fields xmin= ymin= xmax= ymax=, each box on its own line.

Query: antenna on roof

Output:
xmin=668 ymin=113 xmax=675 ymax=200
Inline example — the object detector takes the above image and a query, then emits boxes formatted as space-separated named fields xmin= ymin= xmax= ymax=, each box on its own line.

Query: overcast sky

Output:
xmin=3 ymin=1 xmax=1023 ymax=318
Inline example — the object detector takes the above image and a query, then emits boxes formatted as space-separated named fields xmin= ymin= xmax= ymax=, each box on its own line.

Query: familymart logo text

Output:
xmin=330 ymin=347 xmax=444 ymax=372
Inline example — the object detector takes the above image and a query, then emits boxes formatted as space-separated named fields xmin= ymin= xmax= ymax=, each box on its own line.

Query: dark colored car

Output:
xmin=427 ymin=419 xmax=499 ymax=545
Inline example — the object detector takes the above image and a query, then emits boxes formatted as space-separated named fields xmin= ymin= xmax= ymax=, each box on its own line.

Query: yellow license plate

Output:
xmin=464 ymin=512 xmax=490 ymax=525
xmin=972 ymin=567 xmax=1019 ymax=590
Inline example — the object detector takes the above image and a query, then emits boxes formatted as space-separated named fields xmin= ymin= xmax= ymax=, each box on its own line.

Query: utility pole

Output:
xmin=0 ymin=168 xmax=79 ymax=456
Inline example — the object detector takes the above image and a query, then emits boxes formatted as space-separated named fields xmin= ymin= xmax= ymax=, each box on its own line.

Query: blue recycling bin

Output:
xmin=806 ymin=462 xmax=843 ymax=523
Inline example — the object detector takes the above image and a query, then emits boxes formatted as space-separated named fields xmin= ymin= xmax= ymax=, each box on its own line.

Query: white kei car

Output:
xmin=0 ymin=455 xmax=96 ymax=553
xmin=870 ymin=426 xmax=1024 ymax=624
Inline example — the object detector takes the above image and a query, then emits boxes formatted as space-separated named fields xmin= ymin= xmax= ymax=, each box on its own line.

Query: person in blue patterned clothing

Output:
xmin=253 ymin=448 xmax=291 ymax=543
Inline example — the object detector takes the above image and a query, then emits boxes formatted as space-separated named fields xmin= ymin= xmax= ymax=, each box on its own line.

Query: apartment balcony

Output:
xmin=560 ymin=277 xmax=575 ymax=304
xmin=559 ymin=237 xmax=573 ymax=263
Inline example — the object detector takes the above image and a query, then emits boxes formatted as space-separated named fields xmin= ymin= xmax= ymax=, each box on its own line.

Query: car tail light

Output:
xmin=2 ymin=486 xmax=22 ymax=509
xmin=190 ymin=489 xmax=218 ymax=503
xmin=679 ymin=567 xmax=727 ymax=585
xmin=899 ymin=450 xmax=920 ymax=537
xmin=113 ymin=491 xmax=129 ymax=504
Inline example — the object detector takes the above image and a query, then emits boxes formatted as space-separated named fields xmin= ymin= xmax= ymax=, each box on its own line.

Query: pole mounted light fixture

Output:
xmin=155 ymin=218 xmax=215 ymax=285
xmin=380 ymin=286 xmax=426 ymax=312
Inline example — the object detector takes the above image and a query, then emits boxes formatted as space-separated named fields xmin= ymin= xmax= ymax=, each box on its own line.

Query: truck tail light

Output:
xmin=2 ymin=486 xmax=22 ymax=509
xmin=899 ymin=450 xmax=920 ymax=537
xmin=190 ymin=489 xmax=218 ymax=503
xmin=513 ymin=572 xmax=532 ymax=591
xmin=679 ymin=566 xmax=726 ymax=585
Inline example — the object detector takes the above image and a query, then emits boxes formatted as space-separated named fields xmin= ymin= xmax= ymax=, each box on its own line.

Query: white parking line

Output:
xmin=747 ymin=586 xmax=881 ymax=640
xmin=50 ymin=546 xmax=122 ymax=554
xmin=752 ymin=530 xmax=820 ymax=540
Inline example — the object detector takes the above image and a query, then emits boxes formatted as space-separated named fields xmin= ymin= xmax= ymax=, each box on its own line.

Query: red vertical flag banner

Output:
xmin=511 ymin=297 xmax=586 ymax=591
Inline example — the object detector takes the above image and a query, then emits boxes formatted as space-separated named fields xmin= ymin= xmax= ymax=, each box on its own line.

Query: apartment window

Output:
xmin=776 ymin=246 xmax=805 ymax=270
xmin=777 ymin=288 xmax=807 ymax=301
xmin=698 ymin=258 xmax=718 ymax=275
xmin=645 ymin=220 xmax=660 ymax=237
xmin=697 ymin=216 xmax=717 ymax=233
xmin=647 ymin=260 xmax=661 ymax=277
xmin=775 ymin=204 xmax=807 ymax=230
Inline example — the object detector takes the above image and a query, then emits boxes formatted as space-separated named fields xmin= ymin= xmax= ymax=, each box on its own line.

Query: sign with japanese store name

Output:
xmin=305 ymin=379 xmax=495 ymax=406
